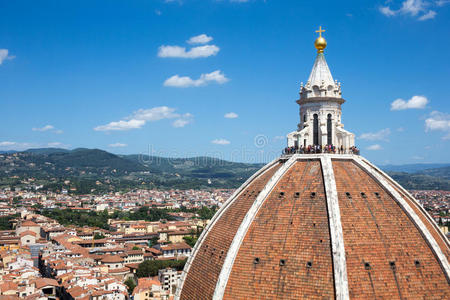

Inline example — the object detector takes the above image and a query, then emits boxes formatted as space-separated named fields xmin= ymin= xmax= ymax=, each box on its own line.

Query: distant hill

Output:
xmin=418 ymin=166 xmax=450 ymax=180
xmin=124 ymin=154 xmax=262 ymax=179
xmin=0 ymin=148 xmax=448 ymax=191
xmin=381 ymin=164 xmax=450 ymax=190
xmin=0 ymin=148 xmax=263 ymax=191
xmin=0 ymin=150 xmax=18 ymax=154
xmin=24 ymin=148 xmax=71 ymax=155
xmin=381 ymin=163 xmax=450 ymax=173
xmin=8 ymin=148 xmax=144 ymax=175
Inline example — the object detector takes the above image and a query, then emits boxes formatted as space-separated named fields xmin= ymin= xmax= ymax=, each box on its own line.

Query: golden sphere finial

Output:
xmin=314 ymin=26 xmax=327 ymax=53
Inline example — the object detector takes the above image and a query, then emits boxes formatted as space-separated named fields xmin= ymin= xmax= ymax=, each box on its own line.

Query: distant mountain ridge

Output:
xmin=380 ymin=163 xmax=450 ymax=173
xmin=0 ymin=148 xmax=264 ymax=191
xmin=0 ymin=148 xmax=448 ymax=191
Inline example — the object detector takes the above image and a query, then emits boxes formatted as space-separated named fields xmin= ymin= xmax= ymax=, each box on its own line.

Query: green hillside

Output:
xmin=0 ymin=148 xmax=448 ymax=192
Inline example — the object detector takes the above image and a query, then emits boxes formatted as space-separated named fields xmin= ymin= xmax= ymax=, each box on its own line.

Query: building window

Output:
xmin=313 ymin=114 xmax=319 ymax=146
xmin=303 ymin=114 xmax=307 ymax=122
xmin=327 ymin=114 xmax=332 ymax=145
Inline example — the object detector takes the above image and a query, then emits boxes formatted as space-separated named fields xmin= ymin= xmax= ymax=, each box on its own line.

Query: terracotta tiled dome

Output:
xmin=176 ymin=155 xmax=450 ymax=299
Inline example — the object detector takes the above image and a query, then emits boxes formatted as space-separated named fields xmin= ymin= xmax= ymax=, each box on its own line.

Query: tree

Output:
xmin=94 ymin=233 xmax=105 ymax=240
xmin=148 ymin=236 xmax=159 ymax=247
xmin=0 ymin=214 xmax=18 ymax=230
xmin=137 ymin=259 xmax=187 ymax=278
xmin=31 ymin=203 xmax=43 ymax=210
xmin=132 ymin=246 xmax=141 ymax=250
xmin=183 ymin=236 xmax=197 ymax=248
xmin=198 ymin=206 xmax=218 ymax=220
xmin=124 ymin=278 xmax=136 ymax=295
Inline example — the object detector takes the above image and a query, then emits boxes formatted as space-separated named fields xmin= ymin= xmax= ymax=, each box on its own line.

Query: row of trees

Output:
xmin=0 ymin=214 xmax=19 ymax=230
xmin=109 ymin=206 xmax=175 ymax=222
xmin=40 ymin=209 xmax=111 ymax=230
xmin=40 ymin=207 xmax=177 ymax=230
xmin=39 ymin=205 xmax=218 ymax=230
xmin=136 ymin=259 xmax=187 ymax=278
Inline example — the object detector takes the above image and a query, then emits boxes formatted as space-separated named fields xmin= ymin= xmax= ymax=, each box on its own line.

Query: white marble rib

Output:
xmin=320 ymin=156 xmax=349 ymax=300
xmin=174 ymin=157 xmax=282 ymax=300
xmin=212 ymin=154 xmax=299 ymax=300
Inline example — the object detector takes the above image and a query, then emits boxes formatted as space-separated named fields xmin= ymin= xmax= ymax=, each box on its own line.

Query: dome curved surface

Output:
xmin=176 ymin=154 xmax=450 ymax=300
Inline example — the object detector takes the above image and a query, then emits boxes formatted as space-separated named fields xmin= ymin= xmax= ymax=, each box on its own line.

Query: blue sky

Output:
xmin=0 ymin=0 xmax=449 ymax=165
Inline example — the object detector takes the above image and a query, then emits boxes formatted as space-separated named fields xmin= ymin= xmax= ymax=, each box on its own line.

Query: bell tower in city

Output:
xmin=287 ymin=27 xmax=355 ymax=149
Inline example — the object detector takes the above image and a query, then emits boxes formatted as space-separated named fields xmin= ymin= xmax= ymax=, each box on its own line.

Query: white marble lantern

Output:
xmin=287 ymin=31 xmax=354 ymax=149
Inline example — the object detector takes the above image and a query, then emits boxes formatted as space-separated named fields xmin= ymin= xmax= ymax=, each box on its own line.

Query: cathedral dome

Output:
xmin=175 ymin=29 xmax=450 ymax=300
xmin=176 ymin=156 xmax=450 ymax=299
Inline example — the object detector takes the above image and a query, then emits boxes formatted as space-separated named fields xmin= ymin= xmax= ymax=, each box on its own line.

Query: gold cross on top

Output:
xmin=316 ymin=26 xmax=325 ymax=37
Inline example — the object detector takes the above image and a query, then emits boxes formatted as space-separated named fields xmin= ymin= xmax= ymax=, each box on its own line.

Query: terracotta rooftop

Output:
xmin=19 ymin=230 xmax=37 ymax=237
xmin=161 ymin=242 xmax=191 ymax=251
xmin=21 ymin=220 xmax=39 ymax=227
xmin=133 ymin=278 xmax=161 ymax=295
xmin=0 ymin=281 xmax=18 ymax=293
xmin=34 ymin=278 xmax=59 ymax=289
xmin=101 ymin=254 xmax=124 ymax=263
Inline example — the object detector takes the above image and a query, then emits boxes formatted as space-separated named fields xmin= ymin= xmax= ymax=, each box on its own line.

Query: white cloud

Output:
xmin=158 ymin=45 xmax=219 ymax=58
xmin=212 ymin=139 xmax=230 ymax=145
xmin=390 ymin=95 xmax=428 ymax=110
xmin=0 ymin=141 xmax=69 ymax=151
xmin=0 ymin=141 xmax=18 ymax=147
xmin=273 ymin=135 xmax=285 ymax=141
xmin=109 ymin=143 xmax=128 ymax=148
xmin=400 ymin=0 xmax=425 ymax=16
xmin=412 ymin=155 xmax=424 ymax=160
xmin=0 ymin=49 xmax=14 ymax=65
xmin=164 ymin=70 xmax=229 ymax=88
xmin=95 ymin=106 xmax=193 ymax=131
xmin=379 ymin=0 xmax=438 ymax=20
xmin=380 ymin=6 xmax=397 ymax=16
xmin=47 ymin=142 xmax=68 ymax=148
xmin=436 ymin=0 xmax=450 ymax=6
xmin=360 ymin=128 xmax=391 ymax=141
xmin=131 ymin=107 xmax=179 ymax=121
xmin=224 ymin=112 xmax=238 ymax=119
xmin=172 ymin=113 xmax=194 ymax=128
xmin=94 ymin=119 xmax=146 ymax=131
xmin=367 ymin=144 xmax=382 ymax=151
xmin=397 ymin=127 xmax=405 ymax=132
xmin=418 ymin=10 xmax=436 ymax=20
xmin=425 ymin=111 xmax=450 ymax=139
xmin=32 ymin=125 xmax=54 ymax=132
xmin=32 ymin=125 xmax=63 ymax=134
xmin=187 ymin=34 xmax=213 ymax=44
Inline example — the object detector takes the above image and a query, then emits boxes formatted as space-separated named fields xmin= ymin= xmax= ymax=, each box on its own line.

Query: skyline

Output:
xmin=1 ymin=0 xmax=450 ymax=165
